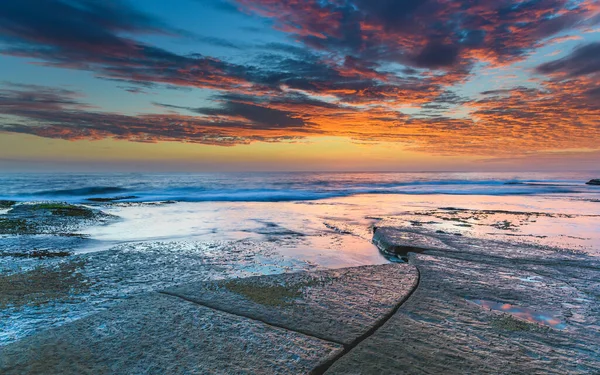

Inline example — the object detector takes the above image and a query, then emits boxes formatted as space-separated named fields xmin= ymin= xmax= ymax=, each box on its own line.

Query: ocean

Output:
xmin=1 ymin=171 xmax=597 ymax=203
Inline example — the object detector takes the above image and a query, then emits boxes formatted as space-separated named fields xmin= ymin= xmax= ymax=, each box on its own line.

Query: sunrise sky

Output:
xmin=0 ymin=0 xmax=599 ymax=171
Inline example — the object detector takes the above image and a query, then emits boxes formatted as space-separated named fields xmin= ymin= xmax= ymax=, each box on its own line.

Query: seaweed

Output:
xmin=0 ymin=200 xmax=16 ymax=209
xmin=31 ymin=203 xmax=95 ymax=218
xmin=1 ymin=250 xmax=72 ymax=259
xmin=492 ymin=220 xmax=517 ymax=230
xmin=0 ymin=261 xmax=90 ymax=309
xmin=220 ymin=277 xmax=329 ymax=307
xmin=491 ymin=314 xmax=547 ymax=332
xmin=0 ymin=218 xmax=32 ymax=234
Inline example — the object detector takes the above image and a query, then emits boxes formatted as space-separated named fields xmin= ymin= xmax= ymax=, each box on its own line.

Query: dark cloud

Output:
xmin=0 ymin=82 xmax=91 ymax=112
xmin=536 ymin=42 xmax=600 ymax=77
xmin=0 ymin=0 xmax=254 ymax=91
xmin=586 ymin=86 xmax=600 ymax=99
xmin=216 ymin=92 xmax=341 ymax=110
xmin=411 ymin=42 xmax=461 ymax=69
xmin=156 ymin=101 xmax=307 ymax=129
xmin=0 ymin=84 xmax=310 ymax=145
xmin=238 ymin=0 xmax=598 ymax=71
xmin=0 ymin=0 xmax=170 ymax=42
xmin=353 ymin=0 xmax=428 ymax=30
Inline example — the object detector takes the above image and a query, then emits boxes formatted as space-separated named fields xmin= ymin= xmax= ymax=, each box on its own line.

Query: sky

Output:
xmin=0 ymin=0 xmax=599 ymax=172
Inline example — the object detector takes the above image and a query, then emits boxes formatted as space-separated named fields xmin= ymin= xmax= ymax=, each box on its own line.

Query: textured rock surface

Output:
xmin=164 ymin=263 xmax=419 ymax=345
xmin=327 ymin=229 xmax=600 ymax=374
xmin=0 ymin=293 xmax=343 ymax=375
xmin=372 ymin=226 xmax=454 ymax=260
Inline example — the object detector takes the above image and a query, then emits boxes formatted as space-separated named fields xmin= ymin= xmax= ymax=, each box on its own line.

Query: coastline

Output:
xmin=2 ymin=192 xmax=600 ymax=346
xmin=1 ymin=217 xmax=599 ymax=373
xmin=1 ymin=172 xmax=599 ymax=373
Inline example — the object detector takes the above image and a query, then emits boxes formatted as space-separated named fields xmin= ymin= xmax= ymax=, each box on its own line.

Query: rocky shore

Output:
xmin=0 ymin=264 xmax=418 ymax=374
xmin=1 ymin=205 xmax=599 ymax=374
xmin=328 ymin=227 xmax=600 ymax=374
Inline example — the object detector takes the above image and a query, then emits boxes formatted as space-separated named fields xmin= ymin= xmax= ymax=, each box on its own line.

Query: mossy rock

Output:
xmin=0 ymin=261 xmax=90 ymax=309
xmin=491 ymin=314 xmax=547 ymax=332
xmin=220 ymin=277 xmax=326 ymax=307
xmin=0 ymin=200 xmax=16 ymax=209
xmin=0 ymin=250 xmax=72 ymax=259
xmin=31 ymin=203 xmax=95 ymax=218
xmin=0 ymin=218 xmax=33 ymax=234
xmin=492 ymin=220 xmax=516 ymax=230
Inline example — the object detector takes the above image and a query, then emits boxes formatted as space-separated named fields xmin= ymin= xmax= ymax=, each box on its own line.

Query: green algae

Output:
xmin=0 ymin=261 xmax=90 ymax=309
xmin=31 ymin=203 xmax=94 ymax=218
xmin=0 ymin=200 xmax=16 ymax=209
xmin=491 ymin=314 xmax=547 ymax=332
xmin=32 ymin=203 xmax=77 ymax=210
xmin=221 ymin=277 xmax=329 ymax=307
xmin=0 ymin=250 xmax=72 ymax=259
xmin=0 ymin=218 xmax=32 ymax=234
xmin=223 ymin=282 xmax=302 ymax=307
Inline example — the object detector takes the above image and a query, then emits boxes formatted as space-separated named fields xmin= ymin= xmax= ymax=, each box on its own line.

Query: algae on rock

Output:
xmin=220 ymin=277 xmax=331 ymax=307
xmin=0 ymin=261 xmax=90 ymax=309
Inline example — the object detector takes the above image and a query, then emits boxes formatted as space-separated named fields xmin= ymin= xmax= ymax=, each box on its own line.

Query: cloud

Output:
xmin=587 ymin=86 xmax=600 ymax=99
xmin=236 ymin=0 xmax=599 ymax=71
xmin=0 ymin=82 xmax=94 ymax=111
xmin=536 ymin=42 xmax=600 ymax=77
xmin=0 ymin=84 xmax=310 ymax=145
xmin=0 ymin=0 xmax=599 ymax=160
xmin=0 ymin=0 xmax=256 ymax=92
xmin=3 ymin=80 xmax=598 ymax=157
xmin=411 ymin=42 xmax=461 ymax=69
xmin=156 ymin=100 xmax=308 ymax=129
xmin=0 ymin=0 xmax=450 ymax=106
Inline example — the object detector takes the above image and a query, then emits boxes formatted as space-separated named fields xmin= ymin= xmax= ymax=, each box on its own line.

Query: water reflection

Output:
xmin=469 ymin=299 xmax=566 ymax=329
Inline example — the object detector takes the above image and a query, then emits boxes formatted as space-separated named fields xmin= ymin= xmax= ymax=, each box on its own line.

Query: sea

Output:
xmin=1 ymin=171 xmax=598 ymax=203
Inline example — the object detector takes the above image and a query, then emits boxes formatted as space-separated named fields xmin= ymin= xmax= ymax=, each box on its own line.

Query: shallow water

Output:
xmin=469 ymin=299 xmax=566 ymax=329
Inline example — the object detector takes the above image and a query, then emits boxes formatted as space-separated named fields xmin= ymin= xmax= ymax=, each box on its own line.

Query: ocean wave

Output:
xmin=129 ymin=185 xmax=579 ymax=203
xmin=2 ymin=175 xmax=592 ymax=203
xmin=32 ymin=186 xmax=131 ymax=196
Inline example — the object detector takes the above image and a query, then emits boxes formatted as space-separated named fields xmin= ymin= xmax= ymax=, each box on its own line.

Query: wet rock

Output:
xmin=373 ymin=227 xmax=454 ymax=261
xmin=492 ymin=219 xmax=517 ymax=230
xmin=327 ymin=228 xmax=600 ymax=374
xmin=0 ymin=293 xmax=343 ymax=375
xmin=164 ymin=264 xmax=418 ymax=346
xmin=0 ymin=200 xmax=16 ymax=209
xmin=490 ymin=314 xmax=546 ymax=332
xmin=1 ymin=239 xmax=316 ymax=346
xmin=0 ymin=218 xmax=32 ymax=234
xmin=586 ymin=179 xmax=600 ymax=185
xmin=0 ymin=235 xmax=89 ymax=259
xmin=0 ymin=261 xmax=89 ymax=309
xmin=29 ymin=203 xmax=96 ymax=218
xmin=0 ymin=202 xmax=116 ymax=238
xmin=0 ymin=249 xmax=71 ymax=259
